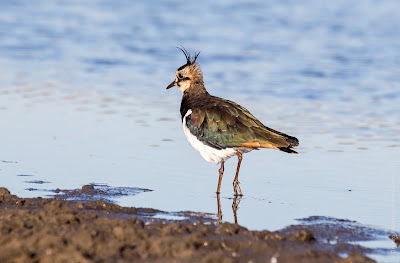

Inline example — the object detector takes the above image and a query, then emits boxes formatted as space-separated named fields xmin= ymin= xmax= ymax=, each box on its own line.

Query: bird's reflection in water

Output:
xmin=216 ymin=193 xmax=242 ymax=224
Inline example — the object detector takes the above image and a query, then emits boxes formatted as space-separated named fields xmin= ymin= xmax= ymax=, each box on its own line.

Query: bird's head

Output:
xmin=166 ymin=47 xmax=204 ymax=93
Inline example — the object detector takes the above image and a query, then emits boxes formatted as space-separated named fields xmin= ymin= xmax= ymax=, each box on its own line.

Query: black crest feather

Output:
xmin=177 ymin=46 xmax=200 ymax=65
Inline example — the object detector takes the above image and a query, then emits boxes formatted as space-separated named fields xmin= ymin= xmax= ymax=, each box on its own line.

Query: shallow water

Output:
xmin=1 ymin=0 xmax=399 ymax=260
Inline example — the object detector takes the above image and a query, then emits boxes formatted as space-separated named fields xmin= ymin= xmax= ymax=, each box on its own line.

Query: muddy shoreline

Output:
xmin=0 ymin=186 xmax=387 ymax=262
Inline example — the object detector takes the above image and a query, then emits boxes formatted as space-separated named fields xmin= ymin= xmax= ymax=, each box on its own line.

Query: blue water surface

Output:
xmin=0 ymin=0 xmax=399 ymax=261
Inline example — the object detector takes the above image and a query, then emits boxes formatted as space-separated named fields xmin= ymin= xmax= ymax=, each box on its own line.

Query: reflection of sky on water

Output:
xmin=0 ymin=0 xmax=399 ymax=251
xmin=1 ymin=76 xmax=398 ymax=234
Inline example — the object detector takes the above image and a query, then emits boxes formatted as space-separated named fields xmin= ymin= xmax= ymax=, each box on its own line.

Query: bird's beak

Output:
xmin=166 ymin=80 xmax=176 ymax=89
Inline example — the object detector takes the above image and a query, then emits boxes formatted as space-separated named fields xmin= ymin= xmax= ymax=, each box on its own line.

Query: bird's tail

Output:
xmin=251 ymin=125 xmax=299 ymax=154
xmin=278 ymin=146 xmax=298 ymax=154
xmin=279 ymin=135 xmax=299 ymax=154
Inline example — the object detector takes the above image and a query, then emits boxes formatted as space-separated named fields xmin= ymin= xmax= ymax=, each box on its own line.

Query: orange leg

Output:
xmin=217 ymin=192 xmax=222 ymax=221
xmin=232 ymin=195 xmax=241 ymax=224
xmin=233 ymin=152 xmax=243 ymax=196
xmin=217 ymin=161 xmax=224 ymax=194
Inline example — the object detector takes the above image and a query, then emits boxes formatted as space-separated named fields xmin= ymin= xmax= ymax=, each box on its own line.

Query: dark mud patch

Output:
xmin=52 ymin=184 xmax=152 ymax=203
xmin=16 ymin=174 xmax=34 ymax=177
xmin=25 ymin=188 xmax=48 ymax=192
xmin=389 ymin=235 xmax=400 ymax=247
xmin=286 ymin=216 xmax=389 ymax=242
xmin=23 ymin=185 xmax=214 ymax=224
xmin=0 ymin=187 xmax=389 ymax=262
xmin=1 ymin=160 xmax=18 ymax=163
xmin=24 ymin=180 xmax=51 ymax=184
xmin=280 ymin=216 xmax=396 ymax=260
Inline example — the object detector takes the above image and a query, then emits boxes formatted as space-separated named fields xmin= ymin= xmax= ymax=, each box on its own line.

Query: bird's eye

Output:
xmin=178 ymin=73 xmax=183 ymax=79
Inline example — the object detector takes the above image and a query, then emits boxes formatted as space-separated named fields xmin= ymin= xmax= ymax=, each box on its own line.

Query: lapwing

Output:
xmin=166 ymin=47 xmax=299 ymax=196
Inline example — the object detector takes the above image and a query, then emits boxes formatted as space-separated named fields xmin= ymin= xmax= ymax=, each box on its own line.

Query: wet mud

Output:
xmin=0 ymin=186 xmax=391 ymax=262
xmin=53 ymin=184 xmax=153 ymax=203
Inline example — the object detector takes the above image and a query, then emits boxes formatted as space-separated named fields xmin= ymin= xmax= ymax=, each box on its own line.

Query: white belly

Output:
xmin=182 ymin=109 xmax=243 ymax=164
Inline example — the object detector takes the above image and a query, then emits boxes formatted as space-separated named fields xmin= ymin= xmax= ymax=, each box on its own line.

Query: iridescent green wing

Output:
xmin=227 ymin=99 xmax=299 ymax=147
xmin=185 ymin=105 xmax=237 ymax=149
xmin=185 ymin=97 xmax=298 ymax=149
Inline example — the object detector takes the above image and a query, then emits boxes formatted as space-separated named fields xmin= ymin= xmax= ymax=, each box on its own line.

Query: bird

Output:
xmin=166 ymin=47 xmax=299 ymax=196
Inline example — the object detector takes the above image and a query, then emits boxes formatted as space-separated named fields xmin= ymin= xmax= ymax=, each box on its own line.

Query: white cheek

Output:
xmin=178 ymin=80 xmax=190 ymax=93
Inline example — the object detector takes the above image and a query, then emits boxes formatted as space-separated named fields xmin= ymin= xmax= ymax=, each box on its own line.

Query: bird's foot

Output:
xmin=232 ymin=195 xmax=242 ymax=224
xmin=232 ymin=196 xmax=241 ymax=210
xmin=233 ymin=180 xmax=243 ymax=197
